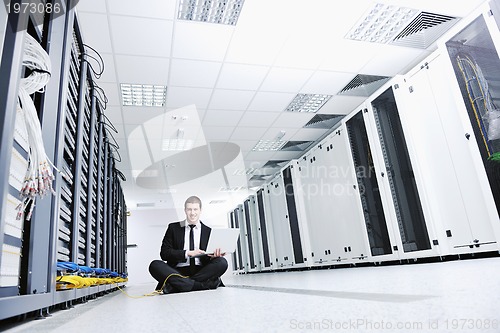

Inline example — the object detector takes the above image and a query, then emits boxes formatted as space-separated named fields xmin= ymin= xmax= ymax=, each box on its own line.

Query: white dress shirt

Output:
xmin=176 ymin=220 xmax=202 ymax=267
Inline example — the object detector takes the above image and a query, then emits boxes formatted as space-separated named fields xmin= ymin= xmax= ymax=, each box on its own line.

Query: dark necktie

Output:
xmin=189 ymin=224 xmax=196 ymax=275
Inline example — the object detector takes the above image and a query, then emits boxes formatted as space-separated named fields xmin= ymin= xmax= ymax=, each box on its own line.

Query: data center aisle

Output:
xmin=4 ymin=257 xmax=500 ymax=333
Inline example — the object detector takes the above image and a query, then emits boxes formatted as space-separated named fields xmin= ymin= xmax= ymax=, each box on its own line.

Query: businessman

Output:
xmin=149 ymin=196 xmax=228 ymax=294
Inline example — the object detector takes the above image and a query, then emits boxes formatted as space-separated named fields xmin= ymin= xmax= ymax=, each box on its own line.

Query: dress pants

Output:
xmin=149 ymin=257 xmax=228 ymax=292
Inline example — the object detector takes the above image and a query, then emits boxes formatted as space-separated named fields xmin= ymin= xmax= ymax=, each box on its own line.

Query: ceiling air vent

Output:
xmin=279 ymin=141 xmax=314 ymax=152
xmin=339 ymin=74 xmax=391 ymax=97
xmin=262 ymin=160 xmax=289 ymax=169
xmin=249 ymin=175 xmax=273 ymax=182
xmin=304 ymin=114 xmax=343 ymax=129
xmin=390 ymin=12 xmax=459 ymax=49
xmin=137 ymin=202 xmax=155 ymax=208
xmin=345 ymin=3 xmax=459 ymax=49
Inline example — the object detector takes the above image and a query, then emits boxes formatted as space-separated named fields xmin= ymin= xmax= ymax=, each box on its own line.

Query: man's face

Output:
xmin=185 ymin=202 xmax=201 ymax=224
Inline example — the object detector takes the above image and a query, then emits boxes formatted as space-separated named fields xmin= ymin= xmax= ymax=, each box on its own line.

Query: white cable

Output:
xmin=16 ymin=32 xmax=54 ymax=220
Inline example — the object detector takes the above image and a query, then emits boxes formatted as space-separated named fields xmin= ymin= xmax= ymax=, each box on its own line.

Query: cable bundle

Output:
xmin=16 ymin=32 xmax=55 ymax=220
xmin=56 ymin=261 xmax=128 ymax=290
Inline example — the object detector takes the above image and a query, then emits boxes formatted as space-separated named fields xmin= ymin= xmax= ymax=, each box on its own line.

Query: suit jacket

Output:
xmin=160 ymin=220 xmax=212 ymax=267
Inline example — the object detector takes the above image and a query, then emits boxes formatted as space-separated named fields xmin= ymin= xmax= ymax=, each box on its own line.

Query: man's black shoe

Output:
xmin=162 ymin=283 xmax=176 ymax=294
xmin=204 ymin=277 xmax=222 ymax=290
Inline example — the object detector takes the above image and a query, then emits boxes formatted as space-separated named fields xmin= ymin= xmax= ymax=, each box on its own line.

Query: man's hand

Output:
xmin=187 ymin=249 xmax=206 ymax=257
xmin=208 ymin=248 xmax=226 ymax=258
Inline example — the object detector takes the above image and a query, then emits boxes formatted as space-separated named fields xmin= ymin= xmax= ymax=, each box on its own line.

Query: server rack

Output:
xmin=345 ymin=110 xmax=395 ymax=262
xmin=228 ymin=210 xmax=242 ymax=273
xmin=233 ymin=205 xmax=249 ymax=273
xmin=389 ymin=5 xmax=500 ymax=255
xmin=295 ymin=128 xmax=369 ymax=266
xmin=0 ymin=2 xmax=127 ymax=321
xmin=242 ymin=196 xmax=263 ymax=272
xmin=255 ymin=189 xmax=272 ymax=271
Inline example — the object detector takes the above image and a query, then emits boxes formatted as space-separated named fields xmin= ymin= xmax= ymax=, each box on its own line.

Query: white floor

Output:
xmin=3 ymin=257 xmax=500 ymax=333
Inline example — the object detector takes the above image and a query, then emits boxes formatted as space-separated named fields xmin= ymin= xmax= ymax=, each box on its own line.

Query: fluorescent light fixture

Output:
xmin=346 ymin=3 xmax=419 ymax=44
xmin=252 ymin=140 xmax=286 ymax=151
xmin=178 ymin=0 xmax=245 ymax=26
xmin=121 ymin=84 xmax=167 ymax=107
xmin=285 ymin=94 xmax=332 ymax=113
xmin=209 ymin=200 xmax=226 ymax=204
xmin=161 ymin=139 xmax=194 ymax=151
xmin=219 ymin=186 xmax=247 ymax=192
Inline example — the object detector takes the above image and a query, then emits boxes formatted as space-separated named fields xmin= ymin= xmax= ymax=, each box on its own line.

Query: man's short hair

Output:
xmin=184 ymin=196 xmax=202 ymax=209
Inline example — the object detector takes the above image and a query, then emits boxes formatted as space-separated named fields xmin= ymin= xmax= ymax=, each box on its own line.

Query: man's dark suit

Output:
xmin=149 ymin=220 xmax=228 ymax=293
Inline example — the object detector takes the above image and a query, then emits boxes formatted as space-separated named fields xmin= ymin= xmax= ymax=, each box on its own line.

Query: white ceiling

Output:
xmin=75 ymin=0 xmax=486 ymax=220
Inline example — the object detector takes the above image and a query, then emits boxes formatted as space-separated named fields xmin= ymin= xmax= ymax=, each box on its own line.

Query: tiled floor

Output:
xmin=3 ymin=257 xmax=500 ymax=332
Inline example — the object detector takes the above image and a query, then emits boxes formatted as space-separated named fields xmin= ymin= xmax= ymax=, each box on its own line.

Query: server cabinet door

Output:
xmin=365 ymin=87 xmax=434 ymax=256
xmin=266 ymin=176 xmax=294 ymax=268
xmin=401 ymin=48 xmax=499 ymax=251
xmin=327 ymin=125 xmax=371 ymax=263
xmin=346 ymin=111 xmax=395 ymax=261
xmin=256 ymin=189 xmax=272 ymax=270
xmin=297 ymin=151 xmax=336 ymax=265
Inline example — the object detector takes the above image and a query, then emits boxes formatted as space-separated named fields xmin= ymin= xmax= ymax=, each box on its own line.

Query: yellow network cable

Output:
xmin=115 ymin=273 xmax=190 ymax=299
xmin=456 ymin=55 xmax=491 ymax=156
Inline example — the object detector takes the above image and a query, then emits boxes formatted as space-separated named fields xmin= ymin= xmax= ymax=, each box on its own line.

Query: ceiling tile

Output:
xmin=166 ymin=86 xmax=213 ymax=110
xmin=244 ymin=151 xmax=277 ymax=162
xmin=272 ymin=112 xmax=315 ymax=128
xmin=98 ymin=82 xmax=121 ymax=106
xmin=109 ymin=15 xmax=173 ymax=57
xmin=260 ymin=67 xmax=313 ymax=93
xmin=102 ymin=105 xmax=123 ymax=127
xmin=319 ymin=40 xmax=382 ymax=73
xmin=116 ymin=55 xmax=169 ymax=85
xmin=260 ymin=127 xmax=300 ymax=141
xmin=238 ymin=111 xmax=281 ymax=127
xmin=230 ymin=126 xmax=268 ymax=141
xmin=247 ymin=92 xmax=296 ymax=112
xmin=122 ymin=106 xmax=166 ymax=125
xmin=301 ymin=71 xmax=356 ymax=95
xmin=200 ymin=126 xmax=234 ymax=141
xmin=77 ymin=12 xmax=113 ymax=53
xmin=202 ymin=109 xmax=244 ymax=127
xmin=208 ymin=89 xmax=254 ymax=110
xmin=169 ymin=59 xmax=222 ymax=88
xmin=233 ymin=140 xmax=260 ymax=153
xmin=107 ymin=0 xmax=176 ymax=19
xmin=216 ymin=64 xmax=269 ymax=90
xmin=360 ymin=46 xmax=430 ymax=76
xmin=172 ymin=21 xmax=234 ymax=62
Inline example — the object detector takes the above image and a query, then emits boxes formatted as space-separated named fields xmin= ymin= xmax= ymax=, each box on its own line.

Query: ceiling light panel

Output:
xmin=252 ymin=140 xmax=287 ymax=151
xmin=121 ymin=84 xmax=167 ymax=107
xmin=161 ymin=139 xmax=194 ymax=151
xmin=346 ymin=3 xmax=419 ymax=44
xmin=178 ymin=0 xmax=245 ymax=26
xmin=285 ymin=94 xmax=332 ymax=113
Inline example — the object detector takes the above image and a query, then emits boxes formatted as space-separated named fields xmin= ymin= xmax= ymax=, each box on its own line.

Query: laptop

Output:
xmin=195 ymin=228 xmax=240 ymax=257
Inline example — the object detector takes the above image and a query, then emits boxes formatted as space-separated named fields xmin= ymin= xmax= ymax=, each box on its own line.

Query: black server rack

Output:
xmin=282 ymin=166 xmax=304 ymax=265
xmin=256 ymin=189 xmax=271 ymax=268
xmin=0 ymin=2 xmax=127 ymax=321
xmin=242 ymin=199 xmax=256 ymax=270
xmin=371 ymin=88 xmax=431 ymax=253
xmin=346 ymin=111 xmax=392 ymax=257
